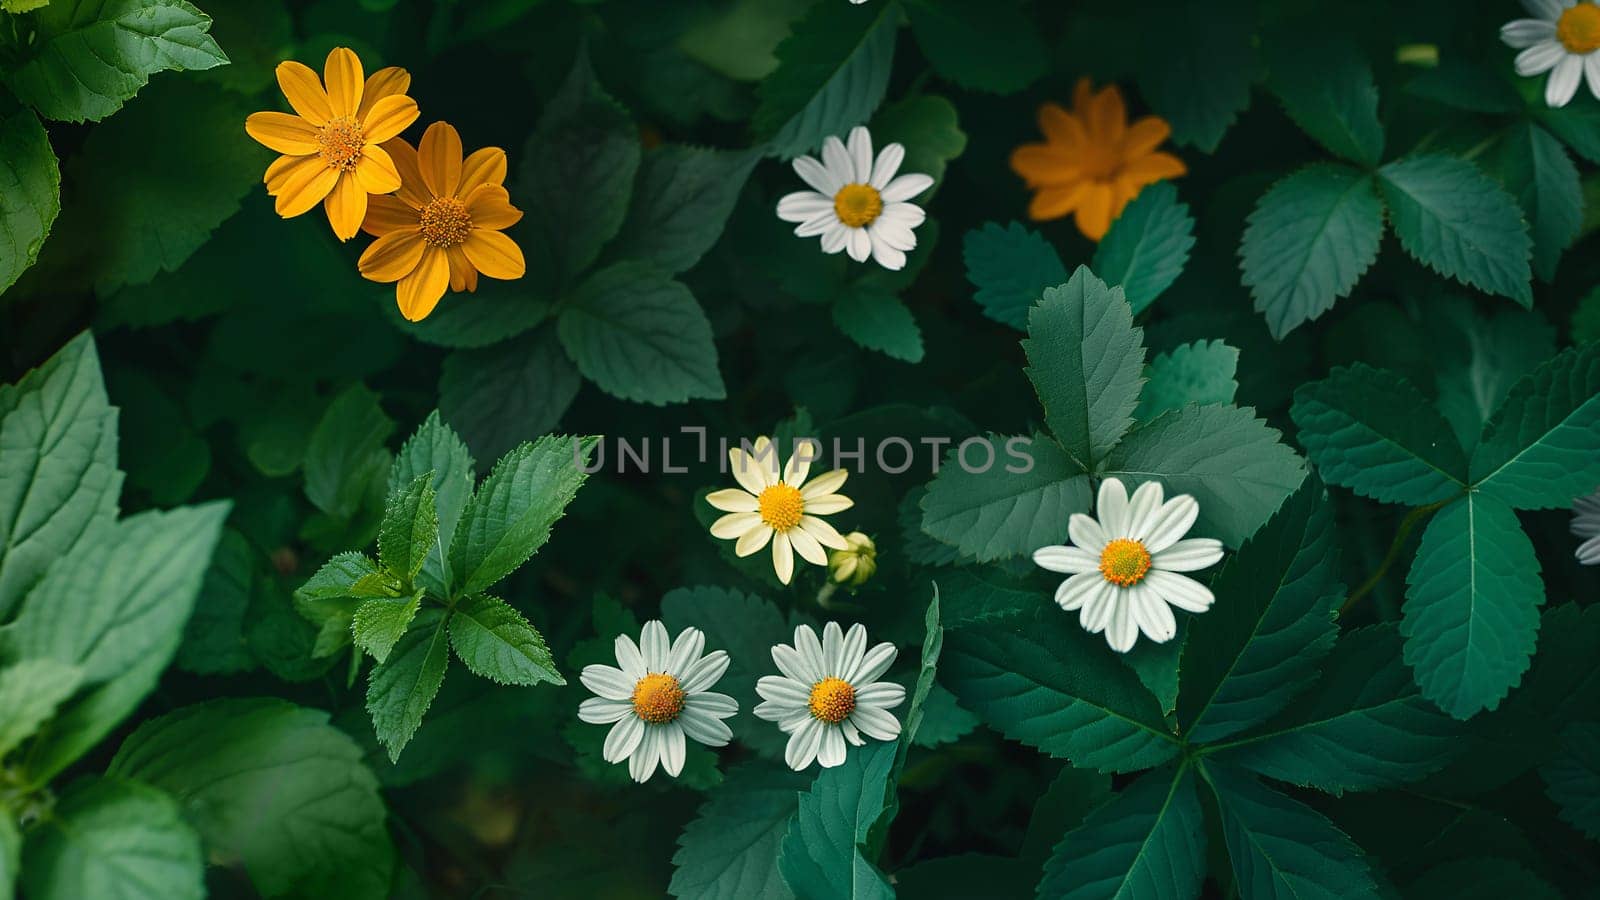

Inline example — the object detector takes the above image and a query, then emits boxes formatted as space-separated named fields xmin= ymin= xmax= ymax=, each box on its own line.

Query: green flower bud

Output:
xmin=828 ymin=532 xmax=877 ymax=588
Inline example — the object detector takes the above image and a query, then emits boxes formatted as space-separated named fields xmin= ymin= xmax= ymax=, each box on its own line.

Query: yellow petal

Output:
xmin=396 ymin=248 xmax=450 ymax=321
xmin=1119 ymin=152 xmax=1187 ymax=185
xmin=446 ymin=246 xmax=474 ymax=292
xmin=323 ymin=47 xmax=365 ymax=118
xmin=358 ymin=228 xmax=425 ymax=282
xmin=463 ymin=184 xmax=522 ymax=230
xmin=265 ymin=153 xmax=320 ymax=193
xmin=461 ymin=229 xmax=525 ymax=280
xmin=362 ymin=194 xmax=420 ymax=237
xmin=459 ymin=146 xmax=508 ymax=194
xmin=245 ymin=111 xmax=319 ymax=155
xmin=419 ymin=121 xmax=463 ymax=198
xmin=362 ymin=94 xmax=419 ymax=144
xmin=1074 ymin=183 xmax=1115 ymax=242
xmin=276 ymin=60 xmax=332 ymax=124
xmin=274 ymin=163 xmax=339 ymax=218
xmin=1010 ymin=144 xmax=1077 ymax=188
xmin=1122 ymin=116 xmax=1172 ymax=158
xmin=355 ymin=144 xmax=402 ymax=194
xmin=382 ymin=137 xmax=431 ymax=208
xmin=357 ymin=66 xmax=411 ymax=122
xmin=1071 ymin=77 xmax=1094 ymax=115
xmin=1028 ymin=181 xmax=1090 ymax=222
xmin=1088 ymin=84 xmax=1127 ymax=145
xmin=1036 ymin=102 xmax=1086 ymax=148
xmin=324 ymin=173 xmax=367 ymax=241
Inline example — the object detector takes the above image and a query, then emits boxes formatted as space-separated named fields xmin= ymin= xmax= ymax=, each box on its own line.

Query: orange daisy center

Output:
xmin=317 ymin=116 xmax=366 ymax=171
xmin=631 ymin=673 xmax=685 ymax=724
xmin=419 ymin=197 xmax=473 ymax=248
xmin=808 ymin=677 xmax=856 ymax=723
xmin=757 ymin=483 xmax=805 ymax=531
xmin=1559 ymin=4 xmax=1600 ymax=54
xmin=1099 ymin=538 xmax=1152 ymax=587
xmin=833 ymin=183 xmax=883 ymax=228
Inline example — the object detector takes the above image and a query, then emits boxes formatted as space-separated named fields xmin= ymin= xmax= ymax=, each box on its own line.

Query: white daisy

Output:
xmin=775 ymin=125 xmax=933 ymax=271
xmin=1501 ymin=0 xmax=1600 ymax=107
xmin=753 ymin=622 xmax=905 ymax=771
xmin=1032 ymin=477 xmax=1224 ymax=654
xmin=577 ymin=621 xmax=738 ymax=783
xmin=706 ymin=436 xmax=853 ymax=585
xmin=1572 ymin=487 xmax=1600 ymax=564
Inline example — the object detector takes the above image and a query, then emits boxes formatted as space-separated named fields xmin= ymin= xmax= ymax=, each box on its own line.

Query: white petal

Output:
xmin=1068 ymin=513 xmax=1109 ymax=553
xmin=686 ymin=690 xmax=739 ymax=719
xmin=1097 ymin=478 xmax=1132 ymax=536
xmin=1123 ymin=480 xmax=1164 ymax=542
xmin=728 ymin=444 xmax=769 ymax=495
xmin=777 ymin=190 xmax=833 ymax=222
xmin=795 ymin=624 xmax=826 ymax=671
xmin=1522 ymin=0 xmax=1564 ymax=19
xmin=1502 ymin=18 xmax=1558 ymax=48
xmin=1577 ymin=533 xmax=1600 ymax=565
xmin=679 ymin=707 xmax=733 ymax=747
xmin=629 ymin=727 xmax=661 ymax=782
xmin=1035 ymin=545 xmax=1100 ymax=574
xmin=850 ymin=642 xmax=898 ymax=684
xmin=640 ymin=620 xmax=670 ymax=672
xmin=818 ymin=725 xmax=848 ymax=768
xmin=603 ymin=715 xmax=644 ymax=764
xmin=795 ymin=211 xmax=838 ymax=237
xmin=666 ymin=627 xmax=704 ymax=678
xmin=1146 ymin=569 xmax=1214 ymax=613
xmin=786 ymin=718 xmax=825 ymax=771
xmin=757 ymin=674 xmax=812 ymax=705
xmin=1080 ymin=584 xmax=1118 ymax=634
xmin=1548 ymin=53 xmax=1585 ymax=106
xmin=870 ymin=142 xmax=904 ymax=188
xmin=842 ymin=719 xmax=865 ymax=745
xmin=869 ymin=236 xmax=906 ymax=271
xmin=1517 ymin=40 xmax=1567 ymax=76
xmin=784 ymin=438 xmax=820 ymax=486
xmin=800 ymin=469 xmax=850 ymax=499
xmin=711 ymin=511 xmax=763 ymax=540
xmin=680 ymin=649 xmax=729 ymax=693
xmin=1586 ymin=52 xmax=1600 ymax=100
xmin=1130 ymin=583 xmax=1177 ymax=643
xmin=840 ymin=624 xmax=868 ymax=679
xmin=784 ymin=522 xmax=828 ymax=567
xmin=578 ymin=697 xmax=632 ymax=724
xmin=1140 ymin=495 xmax=1201 ymax=553
xmin=877 ymin=202 xmax=926 ymax=229
xmin=868 ymin=220 xmax=917 ymax=251
xmin=1105 ymin=596 xmax=1139 ymax=652
xmin=820 ymin=222 xmax=850 ymax=254
xmin=706 ymin=488 xmax=758 ymax=513
xmin=847 ymin=227 xmax=872 ymax=262
xmin=797 ymin=515 xmax=849 ymax=550
xmin=846 ymin=125 xmax=874 ymax=183
xmin=821 ymin=135 xmax=853 ymax=185
xmin=735 ymin=524 xmax=775 ymax=557
xmin=660 ymin=723 xmax=686 ymax=777
xmin=1151 ymin=537 xmax=1224 ymax=572
xmin=849 ymin=703 xmax=902 ymax=741
xmin=854 ymin=681 xmax=905 ymax=708
xmin=822 ymin=621 xmax=845 ymax=675
xmin=614 ymin=634 xmax=646 ymax=679
xmin=579 ymin=664 xmax=635 ymax=701
xmin=880 ymin=172 xmax=934 ymax=202
xmin=793 ymin=154 xmax=840 ymax=195
xmin=1054 ymin=571 xmax=1104 ymax=611
xmin=773 ymin=641 xmax=820 ymax=683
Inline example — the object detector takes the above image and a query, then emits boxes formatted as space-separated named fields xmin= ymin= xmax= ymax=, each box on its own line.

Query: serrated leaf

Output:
xmin=447 ymin=594 xmax=562 ymax=686
xmin=303 ymin=383 xmax=394 ymax=521
xmin=440 ymin=327 xmax=580 ymax=465
xmin=0 ymin=659 xmax=82 ymax=758
xmin=366 ymin=610 xmax=450 ymax=762
xmin=1102 ymin=403 xmax=1306 ymax=547
xmin=903 ymin=0 xmax=1046 ymax=94
xmin=351 ymin=593 xmax=422 ymax=664
xmin=1092 ymin=183 xmax=1196 ymax=314
xmin=109 ymin=698 xmax=395 ymax=900
xmin=1178 ymin=475 xmax=1339 ymax=743
xmin=919 ymin=434 xmax=1089 ymax=562
xmin=1468 ymin=343 xmax=1600 ymax=509
xmin=1239 ymin=164 xmax=1384 ymax=339
xmin=389 ymin=411 xmax=475 ymax=597
xmin=962 ymin=221 xmax=1066 ymax=330
xmin=941 ymin=610 xmax=1180 ymax=773
xmin=1540 ymin=721 xmax=1600 ymax=840
xmin=4 ymin=0 xmax=227 ymax=123
xmin=1036 ymin=764 xmax=1206 ymax=900
xmin=0 ymin=105 xmax=60 ymax=294
xmin=669 ymin=761 xmax=804 ymax=900
xmin=296 ymin=551 xmax=380 ymax=603
xmin=377 ymin=474 xmax=437 ymax=586
xmin=20 ymin=777 xmax=203 ymax=900
xmin=1376 ymin=154 xmax=1533 ymax=306
xmin=754 ymin=0 xmax=896 ymax=158
xmin=608 ymin=145 xmax=758 ymax=274
xmin=1490 ymin=122 xmax=1582 ymax=283
xmin=1134 ymin=0 xmax=1257 ymax=152
xmin=832 ymin=287 xmax=924 ymax=362
xmin=776 ymin=741 xmax=896 ymax=900
xmin=1427 ymin=300 xmax=1556 ymax=453
xmin=1290 ymin=364 xmax=1468 ymax=506
xmin=1024 ymin=266 xmax=1145 ymax=469
xmin=1135 ymin=339 xmax=1238 ymax=422
xmin=1402 ymin=493 xmax=1544 ymax=719
xmin=448 ymin=434 xmax=595 ymax=596
xmin=1263 ymin=32 xmax=1383 ymax=166
xmin=870 ymin=94 xmax=968 ymax=189
xmin=935 ymin=566 xmax=1038 ymax=628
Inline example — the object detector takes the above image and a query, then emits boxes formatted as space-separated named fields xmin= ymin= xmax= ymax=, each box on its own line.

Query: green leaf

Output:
xmin=1402 ymin=493 xmax=1544 ymax=719
xmin=351 ymin=593 xmax=421 ymax=665
xmin=1427 ymin=300 xmax=1556 ymax=453
xmin=903 ymin=0 xmax=1046 ymax=94
xmin=1134 ymin=0 xmax=1257 ymax=152
xmin=1290 ymin=364 xmax=1468 ymax=506
xmin=0 ymin=658 xmax=82 ymax=758
xmin=669 ymin=761 xmax=804 ymax=900
xmin=1239 ymin=164 xmax=1384 ymax=339
xmin=1536 ymin=94 xmax=1600 ymax=164
xmin=832 ymin=287 xmax=924 ymax=362
xmin=1092 ymin=183 xmax=1196 ymax=315
xmin=0 ymin=331 xmax=122 ymax=619
xmin=378 ymin=474 xmax=437 ymax=586
xmin=1468 ymin=343 xmax=1600 ymax=509
xmin=447 ymin=593 xmax=562 ymax=686
xmin=366 ymin=609 xmax=451 ymax=762
xmin=1406 ymin=859 xmax=1562 ymax=900
xmin=3 ymin=0 xmax=227 ymax=123
xmin=1540 ymin=721 xmax=1600 ymax=841
xmin=919 ymin=434 xmax=1089 ymax=562
xmin=1209 ymin=625 xmax=1460 ymax=793
xmin=1135 ymin=339 xmax=1238 ymax=423
xmin=557 ymin=262 xmax=726 ymax=404
xmin=20 ymin=777 xmax=203 ymax=900
xmin=1 ymin=813 xmax=16 ymax=900
xmin=776 ymin=741 xmax=896 ymax=900
xmin=109 ymin=698 xmax=395 ymax=900
xmin=1490 ymin=122 xmax=1582 ymax=282
xmin=0 ymin=105 xmax=60 ymax=293
xmin=296 ymin=551 xmax=381 ymax=603
xmin=1263 ymin=32 xmax=1384 ymax=166
xmin=1177 ymin=475 xmax=1339 ymax=743
xmin=385 ymin=278 xmax=553 ymax=350
xmin=440 ymin=327 xmax=580 ymax=466
xmin=962 ymin=221 xmax=1066 ymax=330
xmin=389 ymin=411 xmax=475 ymax=597
xmin=1036 ymin=764 xmax=1206 ymax=900
xmin=1024 ymin=265 xmax=1145 ymax=469
xmin=303 ymin=383 xmax=394 ymax=521
xmin=608 ymin=145 xmax=758 ymax=274
xmin=1202 ymin=762 xmax=1379 ymax=900
xmin=930 ymin=566 xmax=1038 ymax=628
xmin=517 ymin=52 xmax=639 ymax=284
xmin=754 ymin=0 xmax=896 ymax=157
xmin=1376 ymin=154 xmax=1533 ymax=306
xmin=1102 ymin=404 xmax=1306 ymax=547
xmin=941 ymin=609 xmax=1179 ymax=773
xmin=448 ymin=434 xmax=595 ymax=597
xmin=870 ymin=95 xmax=968 ymax=189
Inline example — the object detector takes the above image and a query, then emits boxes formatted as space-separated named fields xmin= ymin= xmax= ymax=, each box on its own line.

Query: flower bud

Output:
xmin=827 ymin=532 xmax=877 ymax=587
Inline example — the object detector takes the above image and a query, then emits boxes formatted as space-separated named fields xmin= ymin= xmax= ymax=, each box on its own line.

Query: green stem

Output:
xmin=1338 ymin=499 xmax=1450 ymax=617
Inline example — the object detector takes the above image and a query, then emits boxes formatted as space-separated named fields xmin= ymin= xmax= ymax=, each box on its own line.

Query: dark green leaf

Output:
xmin=919 ymin=434 xmax=1089 ymax=562
xmin=1490 ymin=122 xmax=1582 ymax=282
xmin=366 ymin=610 xmax=451 ymax=762
xmin=0 ymin=105 xmax=60 ymax=293
xmin=754 ymin=0 xmax=896 ymax=157
xmin=1540 ymin=721 xmax=1600 ymax=841
xmin=962 ymin=221 xmax=1066 ymax=330
xmin=1135 ymin=339 xmax=1238 ymax=423
xmin=832 ymin=287 xmax=924 ymax=362
xmin=776 ymin=741 xmax=896 ymax=900
xmin=608 ymin=145 xmax=759 ymax=274
xmin=669 ymin=761 xmax=804 ymax=900
xmin=20 ymin=777 xmax=203 ymax=900
xmin=1469 ymin=343 xmax=1600 ymax=509
xmin=870 ymin=95 xmax=968 ymax=189
xmin=302 ymin=383 xmax=394 ymax=521
xmin=903 ymin=0 xmax=1046 ymax=94
xmin=1134 ymin=0 xmax=1257 ymax=152
xmin=1263 ymin=32 xmax=1384 ymax=166
xmin=440 ymin=327 xmax=580 ymax=465
xmin=1036 ymin=764 xmax=1206 ymax=900
xmin=1093 ymin=183 xmax=1196 ymax=314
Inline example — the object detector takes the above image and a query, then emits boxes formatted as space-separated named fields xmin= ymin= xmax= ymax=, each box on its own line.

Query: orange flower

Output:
xmin=1010 ymin=79 xmax=1186 ymax=241
xmin=245 ymin=48 xmax=420 ymax=241
xmin=357 ymin=122 xmax=527 ymax=322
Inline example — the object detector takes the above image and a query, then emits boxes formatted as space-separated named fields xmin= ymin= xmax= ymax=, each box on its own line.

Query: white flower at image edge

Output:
xmin=776 ymin=125 xmax=933 ymax=271
xmin=578 ymin=621 xmax=738 ymax=783
xmin=1502 ymin=0 xmax=1600 ymax=107
xmin=754 ymin=622 xmax=905 ymax=771
xmin=1032 ymin=477 xmax=1225 ymax=654
xmin=706 ymin=436 xmax=854 ymax=585
xmin=1572 ymin=487 xmax=1600 ymax=564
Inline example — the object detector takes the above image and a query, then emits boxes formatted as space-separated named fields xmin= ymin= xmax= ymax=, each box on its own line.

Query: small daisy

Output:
xmin=775 ymin=126 xmax=932 ymax=271
xmin=1502 ymin=0 xmax=1600 ymax=107
xmin=706 ymin=436 xmax=853 ymax=585
xmin=1032 ymin=477 xmax=1224 ymax=653
xmin=578 ymin=621 xmax=738 ymax=783
xmin=1572 ymin=487 xmax=1600 ymax=564
xmin=754 ymin=622 xmax=904 ymax=771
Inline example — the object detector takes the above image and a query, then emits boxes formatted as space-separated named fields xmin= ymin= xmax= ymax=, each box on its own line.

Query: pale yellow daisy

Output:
xmin=706 ymin=436 xmax=853 ymax=584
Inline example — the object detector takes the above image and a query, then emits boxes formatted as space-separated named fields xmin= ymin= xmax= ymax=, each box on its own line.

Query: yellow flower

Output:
xmin=356 ymin=122 xmax=527 ymax=322
xmin=245 ymin=48 xmax=420 ymax=241
xmin=706 ymin=437 xmax=853 ymax=585
xmin=1010 ymin=78 xmax=1186 ymax=241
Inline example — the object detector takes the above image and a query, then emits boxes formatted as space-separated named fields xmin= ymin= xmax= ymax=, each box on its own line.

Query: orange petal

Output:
xmin=265 ymin=153 xmax=320 ymax=193
xmin=419 ymin=122 xmax=463 ymax=198
xmin=359 ymin=228 xmax=426 ymax=282
xmin=245 ymin=111 xmax=319 ymax=155
xmin=1028 ymin=181 xmax=1090 ymax=221
xmin=1010 ymin=144 xmax=1078 ymax=187
xmin=1122 ymin=117 xmax=1172 ymax=158
xmin=463 ymin=184 xmax=523 ymax=230
xmin=396 ymin=248 xmax=450 ymax=321
xmin=1037 ymin=103 xmax=1087 ymax=149
xmin=357 ymin=66 xmax=411 ymax=122
xmin=274 ymin=163 xmax=339 ymax=218
xmin=323 ymin=47 xmax=364 ymax=118
xmin=1071 ymin=78 xmax=1094 ymax=115
xmin=1074 ymin=183 xmax=1115 ymax=241
xmin=276 ymin=60 xmax=332 ymax=125
xmin=324 ymin=173 xmax=368 ymax=241
xmin=362 ymin=94 xmax=419 ymax=144
xmin=363 ymin=194 xmax=420 ymax=237
xmin=1119 ymin=151 xmax=1187 ymax=186
xmin=356 ymin=144 xmax=402 ymax=194
xmin=460 ymin=147 xmax=508 ymax=194
xmin=1088 ymin=85 xmax=1127 ymax=144
xmin=446 ymin=246 xmax=473 ymax=292
xmin=382 ymin=137 xmax=431 ymax=207
xmin=461 ymin=229 xmax=525 ymax=280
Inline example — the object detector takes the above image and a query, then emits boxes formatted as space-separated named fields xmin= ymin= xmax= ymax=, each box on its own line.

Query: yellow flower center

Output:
xmin=317 ymin=116 xmax=366 ymax=172
xmin=757 ymin=483 xmax=804 ymax=531
xmin=1559 ymin=4 xmax=1600 ymax=54
xmin=419 ymin=197 xmax=473 ymax=248
xmin=833 ymin=183 xmax=883 ymax=228
xmin=1099 ymin=538 xmax=1152 ymax=587
xmin=808 ymin=677 xmax=856 ymax=723
xmin=631 ymin=673 xmax=685 ymax=724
